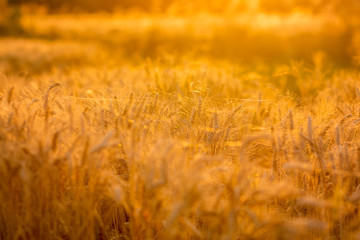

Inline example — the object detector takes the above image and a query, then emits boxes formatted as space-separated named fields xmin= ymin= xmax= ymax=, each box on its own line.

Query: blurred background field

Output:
xmin=2 ymin=1 xmax=360 ymax=240
xmin=1 ymin=0 xmax=360 ymax=71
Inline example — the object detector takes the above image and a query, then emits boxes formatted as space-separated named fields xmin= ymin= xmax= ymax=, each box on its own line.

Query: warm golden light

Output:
xmin=1 ymin=0 xmax=360 ymax=239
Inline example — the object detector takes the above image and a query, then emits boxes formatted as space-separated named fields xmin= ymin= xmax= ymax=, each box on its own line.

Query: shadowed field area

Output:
xmin=1 ymin=1 xmax=360 ymax=239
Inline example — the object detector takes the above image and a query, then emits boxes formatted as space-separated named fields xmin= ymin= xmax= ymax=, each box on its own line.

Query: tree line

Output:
xmin=3 ymin=0 xmax=359 ymax=14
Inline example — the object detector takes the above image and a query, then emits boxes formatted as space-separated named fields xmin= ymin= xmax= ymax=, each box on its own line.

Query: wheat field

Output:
xmin=1 ymin=1 xmax=360 ymax=239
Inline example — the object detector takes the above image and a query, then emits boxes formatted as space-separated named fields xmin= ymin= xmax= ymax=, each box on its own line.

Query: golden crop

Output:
xmin=1 ymin=2 xmax=360 ymax=239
